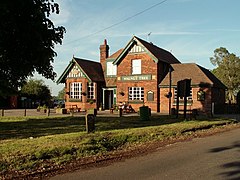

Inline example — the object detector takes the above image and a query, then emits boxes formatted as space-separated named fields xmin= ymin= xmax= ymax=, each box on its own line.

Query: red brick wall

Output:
xmin=116 ymin=53 xmax=160 ymax=111
xmin=99 ymin=39 xmax=109 ymax=75
xmin=160 ymin=87 xmax=214 ymax=115
xmin=65 ymin=78 xmax=98 ymax=111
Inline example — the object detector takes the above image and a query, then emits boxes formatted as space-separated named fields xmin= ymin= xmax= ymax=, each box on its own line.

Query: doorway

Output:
xmin=103 ymin=88 xmax=116 ymax=110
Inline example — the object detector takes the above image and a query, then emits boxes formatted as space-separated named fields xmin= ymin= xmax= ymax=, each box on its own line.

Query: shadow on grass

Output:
xmin=0 ymin=115 xmax=184 ymax=140
xmin=0 ymin=114 xmax=223 ymax=140
xmin=209 ymin=141 xmax=240 ymax=180
xmin=0 ymin=116 xmax=86 ymax=140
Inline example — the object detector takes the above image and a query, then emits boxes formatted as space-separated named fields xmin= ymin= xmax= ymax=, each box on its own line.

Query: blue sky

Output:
xmin=39 ymin=0 xmax=240 ymax=96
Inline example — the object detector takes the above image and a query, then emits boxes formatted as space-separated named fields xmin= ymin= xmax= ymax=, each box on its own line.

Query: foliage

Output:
xmin=210 ymin=47 xmax=240 ymax=103
xmin=20 ymin=79 xmax=51 ymax=104
xmin=0 ymin=0 xmax=66 ymax=97
xmin=57 ymin=87 xmax=65 ymax=100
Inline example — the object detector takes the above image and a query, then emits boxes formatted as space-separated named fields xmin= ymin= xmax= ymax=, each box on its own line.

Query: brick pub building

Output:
xmin=57 ymin=36 xmax=226 ymax=115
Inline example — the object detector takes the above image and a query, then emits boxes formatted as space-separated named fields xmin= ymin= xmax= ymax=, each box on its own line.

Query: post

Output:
xmin=24 ymin=109 xmax=27 ymax=116
xmin=119 ymin=108 xmax=122 ymax=117
xmin=168 ymin=66 xmax=173 ymax=116
xmin=1 ymin=109 xmax=4 ymax=117
xmin=85 ymin=114 xmax=95 ymax=133
xmin=211 ymin=102 xmax=214 ymax=117
xmin=46 ymin=108 xmax=50 ymax=116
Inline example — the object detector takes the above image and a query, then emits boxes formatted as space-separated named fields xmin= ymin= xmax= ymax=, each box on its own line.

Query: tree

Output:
xmin=210 ymin=47 xmax=240 ymax=103
xmin=0 ymin=0 xmax=66 ymax=96
xmin=21 ymin=79 xmax=51 ymax=105
xmin=57 ymin=87 xmax=65 ymax=100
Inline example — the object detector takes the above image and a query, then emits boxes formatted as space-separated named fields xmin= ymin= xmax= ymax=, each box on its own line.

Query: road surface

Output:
xmin=51 ymin=127 xmax=240 ymax=180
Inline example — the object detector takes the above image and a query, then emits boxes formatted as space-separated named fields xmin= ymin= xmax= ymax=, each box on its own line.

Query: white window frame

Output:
xmin=128 ymin=87 xmax=144 ymax=101
xmin=106 ymin=61 xmax=117 ymax=76
xmin=70 ymin=82 xmax=82 ymax=100
xmin=87 ymin=82 xmax=95 ymax=99
xmin=174 ymin=87 xmax=192 ymax=100
xmin=132 ymin=59 xmax=141 ymax=75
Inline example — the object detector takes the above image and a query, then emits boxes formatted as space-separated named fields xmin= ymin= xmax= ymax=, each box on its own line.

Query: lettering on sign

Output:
xmin=121 ymin=75 xmax=152 ymax=81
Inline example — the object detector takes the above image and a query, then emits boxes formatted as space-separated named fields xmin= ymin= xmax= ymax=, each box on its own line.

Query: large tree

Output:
xmin=0 ymin=0 xmax=65 ymax=96
xmin=21 ymin=79 xmax=51 ymax=105
xmin=210 ymin=47 xmax=240 ymax=103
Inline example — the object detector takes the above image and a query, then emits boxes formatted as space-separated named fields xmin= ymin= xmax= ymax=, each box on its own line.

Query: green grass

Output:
xmin=0 ymin=114 xmax=236 ymax=176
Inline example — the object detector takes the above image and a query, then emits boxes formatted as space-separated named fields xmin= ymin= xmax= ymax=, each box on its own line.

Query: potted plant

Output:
xmin=36 ymin=105 xmax=41 ymax=112
xmin=99 ymin=103 xmax=103 ymax=111
xmin=81 ymin=92 xmax=87 ymax=96
xmin=119 ymin=91 xmax=125 ymax=96
xmin=42 ymin=104 xmax=47 ymax=113
xmin=87 ymin=99 xmax=96 ymax=104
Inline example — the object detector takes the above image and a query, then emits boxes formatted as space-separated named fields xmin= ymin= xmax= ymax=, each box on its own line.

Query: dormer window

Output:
xmin=106 ymin=61 xmax=117 ymax=76
xmin=132 ymin=59 xmax=141 ymax=74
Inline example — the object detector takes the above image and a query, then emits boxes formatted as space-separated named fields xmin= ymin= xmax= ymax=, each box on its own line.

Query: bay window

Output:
xmin=70 ymin=82 xmax=82 ymax=100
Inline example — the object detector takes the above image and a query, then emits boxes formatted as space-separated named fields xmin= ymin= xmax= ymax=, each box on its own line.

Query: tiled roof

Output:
xmin=135 ymin=36 xmax=181 ymax=64
xmin=160 ymin=63 xmax=227 ymax=89
xmin=74 ymin=58 xmax=105 ymax=82
xmin=113 ymin=36 xmax=180 ymax=65
xmin=108 ymin=48 xmax=123 ymax=59
xmin=56 ymin=57 xmax=104 ymax=84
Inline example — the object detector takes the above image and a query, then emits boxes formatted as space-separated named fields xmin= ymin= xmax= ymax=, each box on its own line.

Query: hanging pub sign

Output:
xmin=197 ymin=90 xmax=205 ymax=101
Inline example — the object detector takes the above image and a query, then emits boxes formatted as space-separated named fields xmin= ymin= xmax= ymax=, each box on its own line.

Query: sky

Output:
xmin=37 ymin=0 xmax=240 ymax=96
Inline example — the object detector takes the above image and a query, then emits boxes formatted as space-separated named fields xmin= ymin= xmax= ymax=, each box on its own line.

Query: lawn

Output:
xmin=0 ymin=114 xmax=237 ymax=178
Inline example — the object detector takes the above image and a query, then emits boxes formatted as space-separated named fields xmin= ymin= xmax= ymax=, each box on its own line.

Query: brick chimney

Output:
xmin=99 ymin=39 xmax=109 ymax=74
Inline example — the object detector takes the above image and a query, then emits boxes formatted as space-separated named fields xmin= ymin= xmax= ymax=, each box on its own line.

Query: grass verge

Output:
xmin=0 ymin=115 xmax=237 ymax=178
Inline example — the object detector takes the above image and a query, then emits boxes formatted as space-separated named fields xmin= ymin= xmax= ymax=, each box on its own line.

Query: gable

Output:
xmin=67 ymin=64 xmax=84 ymax=78
xmin=113 ymin=36 xmax=180 ymax=65
xmin=56 ymin=59 xmax=90 ymax=84
xmin=129 ymin=44 xmax=145 ymax=53
xmin=56 ymin=57 xmax=105 ymax=84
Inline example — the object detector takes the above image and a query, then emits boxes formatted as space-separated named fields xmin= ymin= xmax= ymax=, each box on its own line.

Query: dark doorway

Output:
xmin=104 ymin=90 xmax=113 ymax=109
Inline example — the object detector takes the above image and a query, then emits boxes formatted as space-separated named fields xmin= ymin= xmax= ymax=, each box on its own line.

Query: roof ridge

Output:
xmin=74 ymin=57 xmax=100 ymax=64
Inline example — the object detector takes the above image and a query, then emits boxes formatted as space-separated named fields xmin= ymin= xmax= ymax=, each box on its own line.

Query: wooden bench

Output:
xmin=69 ymin=105 xmax=81 ymax=112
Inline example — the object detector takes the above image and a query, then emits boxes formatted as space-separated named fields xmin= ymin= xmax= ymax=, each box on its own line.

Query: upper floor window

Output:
xmin=70 ymin=82 xmax=82 ymax=100
xmin=132 ymin=59 xmax=141 ymax=75
xmin=87 ymin=82 xmax=95 ymax=99
xmin=106 ymin=61 xmax=117 ymax=76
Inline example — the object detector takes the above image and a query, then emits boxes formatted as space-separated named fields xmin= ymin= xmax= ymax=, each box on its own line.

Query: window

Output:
xmin=132 ymin=59 xmax=141 ymax=74
xmin=128 ymin=87 xmax=144 ymax=101
xmin=70 ymin=82 xmax=82 ymax=100
xmin=174 ymin=88 xmax=192 ymax=100
xmin=87 ymin=82 xmax=95 ymax=99
xmin=106 ymin=62 xmax=117 ymax=76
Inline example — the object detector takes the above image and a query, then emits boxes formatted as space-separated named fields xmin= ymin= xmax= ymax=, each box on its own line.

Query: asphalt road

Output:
xmin=51 ymin=127 xmax=240 ymax=180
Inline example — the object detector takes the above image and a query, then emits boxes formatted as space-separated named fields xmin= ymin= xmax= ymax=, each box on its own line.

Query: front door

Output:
xmin=103 ymin=88 xmax=116 ymax=110
xmin=104 ymin=90 xmax=113 ymax=109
